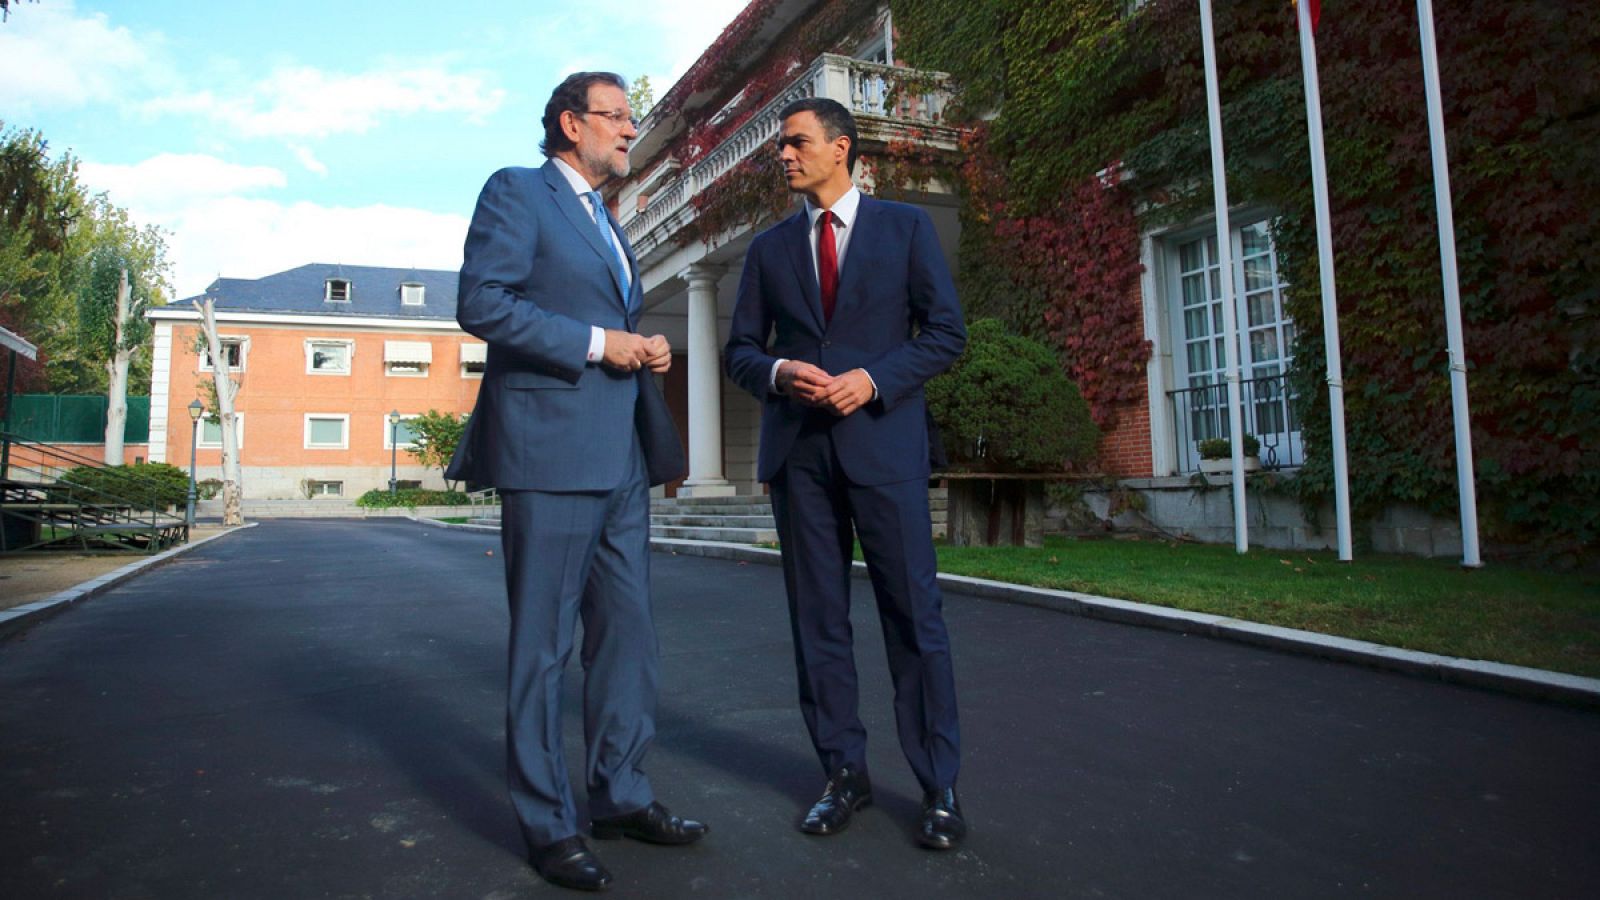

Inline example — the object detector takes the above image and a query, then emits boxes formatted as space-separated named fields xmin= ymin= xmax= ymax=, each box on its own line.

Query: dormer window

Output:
xmin=400 ymin=282 xmax=425 ymax=306
xmin=326 ymin=278 xmax=351 ymax=303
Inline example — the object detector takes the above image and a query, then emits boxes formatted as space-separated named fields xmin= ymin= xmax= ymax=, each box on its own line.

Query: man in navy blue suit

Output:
xmin=724 ymin=98 xmax=969 ymax=850
xmin=448 ymin=72 xmax=703 ymax=892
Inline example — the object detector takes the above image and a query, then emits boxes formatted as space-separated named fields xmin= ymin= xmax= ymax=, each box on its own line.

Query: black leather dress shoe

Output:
xmin=591 ymin=801 xmax=708 ymax=845
xmin=799 ymin=766 xmax=873 ymax=835
xmin=531 ymin=835 xmax=613 ymax=892
xmin=917 ymin=787 xmax=967 ymax=850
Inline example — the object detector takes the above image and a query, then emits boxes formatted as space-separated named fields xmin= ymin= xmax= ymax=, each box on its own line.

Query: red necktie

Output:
xmin=817 ymin=210 xmax=838 ymax=323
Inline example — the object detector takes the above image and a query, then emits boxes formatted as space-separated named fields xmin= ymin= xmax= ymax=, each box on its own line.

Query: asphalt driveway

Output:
xmin=2 ymin=519 xmax=1596 ymax=899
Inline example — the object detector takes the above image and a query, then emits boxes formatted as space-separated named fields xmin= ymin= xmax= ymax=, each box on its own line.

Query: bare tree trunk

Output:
xmin=194 ymin=298 xmax=244 ymax=526
xmin=103 ymin=269 xmax=131 ymax=465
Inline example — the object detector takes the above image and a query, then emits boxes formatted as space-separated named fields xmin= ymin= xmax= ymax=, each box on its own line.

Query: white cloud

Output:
xmin=0 ymin=0 xmax=161 ymax=111
xmin=289 ymin=145 xmax=328 ymax=176
xmin=145 ymin=64 xmax=507 ymax=138
xmin=154 ymin=197 xmax=467 ymax=300
xmin=78 ymin=154 xmax=287 ymax=217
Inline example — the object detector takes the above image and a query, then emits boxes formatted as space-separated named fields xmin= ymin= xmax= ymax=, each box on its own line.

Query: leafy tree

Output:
xmin=0 ymin=123 xmax=81 ymax=393
xmin=405 ymin=409 xmax=466 ymax=489
xmin=628 ymin=75 xmax=655 ymax=119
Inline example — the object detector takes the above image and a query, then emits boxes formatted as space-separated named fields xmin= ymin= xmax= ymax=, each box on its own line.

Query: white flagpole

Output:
xmin=1416 ymin=0 xmax=1483 ymax=567
xmin=1296 ymin=1 xmax=1353 ymax=561
xmin=1199 ymin=0 xmax=1249 ymax=553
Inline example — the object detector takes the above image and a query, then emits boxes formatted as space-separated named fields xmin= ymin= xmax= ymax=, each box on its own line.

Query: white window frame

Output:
xmin=305 ymin=338 xmax=354 ymax=375
xmin=382 ymin=413 xmax=421 ymax=450
xmin=197 ymin=412 xmax=245 ymax=449
xmin=1160 ymin=216 xmax=1301 ymax=472
xmin=308 ymin=480 xmax=344 ymax=497
xmin=325 ymin=279 xmax=352 ymax=303
xmin=400 ymin=283 xmax=425 ymax=306
xmin=197 ymin=336 xmax=248 ymax=373
xmin=303 ymin=413 xmax=350 ymax=450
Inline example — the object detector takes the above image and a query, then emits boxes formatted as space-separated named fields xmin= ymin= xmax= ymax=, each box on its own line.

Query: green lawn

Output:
xmin=934 ymin=536 xmax=1600 ymax=678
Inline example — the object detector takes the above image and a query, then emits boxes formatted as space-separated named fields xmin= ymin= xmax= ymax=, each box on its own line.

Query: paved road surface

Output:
xmin=2 ymin=519 xmax=1596 ymax=899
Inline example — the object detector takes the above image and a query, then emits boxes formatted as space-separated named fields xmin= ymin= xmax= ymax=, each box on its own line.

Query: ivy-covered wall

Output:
xmin=891 ymin=0 xmax=1599 ymax=554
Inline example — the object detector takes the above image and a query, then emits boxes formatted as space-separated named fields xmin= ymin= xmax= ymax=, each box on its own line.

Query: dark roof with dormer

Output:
xmin=178 ymin=263 xmax=459 ymax=320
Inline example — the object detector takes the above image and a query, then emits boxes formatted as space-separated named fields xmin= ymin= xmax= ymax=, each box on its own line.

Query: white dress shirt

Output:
xmin=551 ymin=157 xmax=632 ymax=364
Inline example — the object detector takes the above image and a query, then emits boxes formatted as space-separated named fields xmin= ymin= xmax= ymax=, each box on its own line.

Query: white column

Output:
xmin=679 ymin=264 xmax=735 ymax=497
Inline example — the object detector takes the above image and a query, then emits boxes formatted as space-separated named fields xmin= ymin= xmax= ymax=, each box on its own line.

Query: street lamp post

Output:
xmin=388 ymin=409 xmax=401 ymax=496
xmin=186 ymin=399 xmax=203 ymax=532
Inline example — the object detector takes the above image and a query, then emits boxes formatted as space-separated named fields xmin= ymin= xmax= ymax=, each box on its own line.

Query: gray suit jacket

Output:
xmin=447 ymin=161 xmax=684 ymax=490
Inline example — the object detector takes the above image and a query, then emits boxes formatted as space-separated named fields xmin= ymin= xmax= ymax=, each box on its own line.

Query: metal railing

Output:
xmin=621 ymin=54 xmax=952 ymax=258
xmin=1168 ymin=372 xmax=1304 ymax=474
xmin=1 ymin=431 xmax=188 ymax=553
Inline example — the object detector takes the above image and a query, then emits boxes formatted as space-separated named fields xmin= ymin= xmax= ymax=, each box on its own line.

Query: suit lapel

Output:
xmin=541 ymin=161 xmax=628 ymax=311
xmin=782 ymin=210 xmax=826 ymax=332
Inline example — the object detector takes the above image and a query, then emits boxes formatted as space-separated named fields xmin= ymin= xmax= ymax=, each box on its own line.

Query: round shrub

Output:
xmin=927 ymin=319 xmax=1100 ymax=472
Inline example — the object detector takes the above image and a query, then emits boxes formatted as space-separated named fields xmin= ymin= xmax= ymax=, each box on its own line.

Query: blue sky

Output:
xmin=0 ymin=0 xmax=747 ymax=299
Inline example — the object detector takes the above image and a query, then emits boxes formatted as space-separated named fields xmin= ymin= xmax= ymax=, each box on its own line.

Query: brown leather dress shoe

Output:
xmin=591 ymin=801 xmax=708 ymax=845
xmin=530 ymin=835 xmax=613 ymax=892
xmin=917 ymin=787 xmax=967 ymax=850
xmin=799 ymin=766 xmax=873 ymax=835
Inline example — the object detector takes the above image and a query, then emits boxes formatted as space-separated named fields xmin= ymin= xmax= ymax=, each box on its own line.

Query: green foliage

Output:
xmin=627 ymin=75 xmax=655 ymax=119
xmin=403 ymin=409 xmax=467 ymax=487
xmin=895 ymin=0 xmax=1600 ymax=554
xmin=355 ymin=488 xmax=470 ymax=509
xmin=196 ymin=478 xmax=223 ymax=500
xmin=1198 ymin=434 xmax=1260 ymax=460
xmin=927 ymin=319 xmax=1099 ymax=472
xmin=57 ymin=462 xmax=190 ymax=509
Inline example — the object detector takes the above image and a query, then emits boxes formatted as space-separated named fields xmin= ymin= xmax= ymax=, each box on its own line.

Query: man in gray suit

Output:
xmin=447 ymin=71 xmax=704 ymax=893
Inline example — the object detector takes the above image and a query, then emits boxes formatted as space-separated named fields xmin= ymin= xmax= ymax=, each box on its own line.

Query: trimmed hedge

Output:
xmin=355 ymin=488 xmax=470 ymax=509
xmin=56 ymin=462 xmax=189 ymax=508
xmin=928 ymin=319 xmax=1100 ymax=472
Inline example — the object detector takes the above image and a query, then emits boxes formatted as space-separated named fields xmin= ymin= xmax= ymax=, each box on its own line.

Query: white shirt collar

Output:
xmin=805 ymin=186 xmax=861 ymax=230
xmin=551 ymin=157 xmax=601 ymax=201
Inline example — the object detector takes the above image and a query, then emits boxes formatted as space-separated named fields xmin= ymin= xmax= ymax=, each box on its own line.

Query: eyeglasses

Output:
xmin=581 ymin=109 xmax=640 ymax=128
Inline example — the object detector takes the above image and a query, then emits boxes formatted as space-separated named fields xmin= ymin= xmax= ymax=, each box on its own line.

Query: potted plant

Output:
xmin=927 ymin=319 xmax=1100 ymax=546
xmin=1197 ymin=434 xmax=1261 ymax=474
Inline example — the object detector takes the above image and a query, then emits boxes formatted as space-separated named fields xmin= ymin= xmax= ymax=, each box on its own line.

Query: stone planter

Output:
xmin=944 ymin=474 xmax=1047 ymax=548
xmin=1198 ymin=455 xmax=1261 ymax=475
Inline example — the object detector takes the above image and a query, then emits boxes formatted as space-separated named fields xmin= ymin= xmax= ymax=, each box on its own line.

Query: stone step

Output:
xmin=651 ymin=514 xmax=776 ymax=528
xmin=650 ymin=503 xmax=773 ymax=516
xmin=652 ymin=525 xmax=779 ymax=544
xmin=652 ymin=494 xmax=772 ymax=507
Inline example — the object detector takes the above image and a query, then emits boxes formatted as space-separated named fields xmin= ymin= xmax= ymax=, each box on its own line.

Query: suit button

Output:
xmin=821 ymin=340 xmax=831 ymax=348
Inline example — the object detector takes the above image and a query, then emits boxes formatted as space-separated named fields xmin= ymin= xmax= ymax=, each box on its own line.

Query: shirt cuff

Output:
xmin=769 ymin=358 xmax=786 ymax=392
xmin=586 ymin=327 xmax=606 ymax=364
xmin=863 ymin=368 xmax=879 ymax=401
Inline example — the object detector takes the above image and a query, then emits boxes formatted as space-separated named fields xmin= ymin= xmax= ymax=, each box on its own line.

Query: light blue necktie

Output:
xmin=585 ymin=191 xmax=632 ymax=305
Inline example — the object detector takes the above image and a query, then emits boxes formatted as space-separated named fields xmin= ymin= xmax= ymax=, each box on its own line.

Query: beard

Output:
xmin=578 ymin=143 xmax=629 ymax=182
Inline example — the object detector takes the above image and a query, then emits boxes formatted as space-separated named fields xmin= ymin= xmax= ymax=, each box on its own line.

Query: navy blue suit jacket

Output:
xmin=448 ymin=161 xmax=683 ymax=491
xmin=724 ymin=195 xmax=966 ymax=486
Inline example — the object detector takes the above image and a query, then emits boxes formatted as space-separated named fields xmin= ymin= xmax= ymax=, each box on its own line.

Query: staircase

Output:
xmin=651 ymin=495 xmax=778 ymax=544
xmin=1 ymin=433 xmax=188 ymax=553
xmin=650 ymin=489 xmax=947 ymax=545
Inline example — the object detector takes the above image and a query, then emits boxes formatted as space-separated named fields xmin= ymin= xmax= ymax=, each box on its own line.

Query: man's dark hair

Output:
xmin=779 ymin=97 xmax=859 ymax=170
xmin=540 ymin=71 xmax=628 ymax=157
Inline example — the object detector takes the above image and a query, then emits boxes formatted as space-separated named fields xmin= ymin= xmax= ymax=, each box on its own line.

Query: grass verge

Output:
xmin=934 ymin=536 xmax=1600 ymax=678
